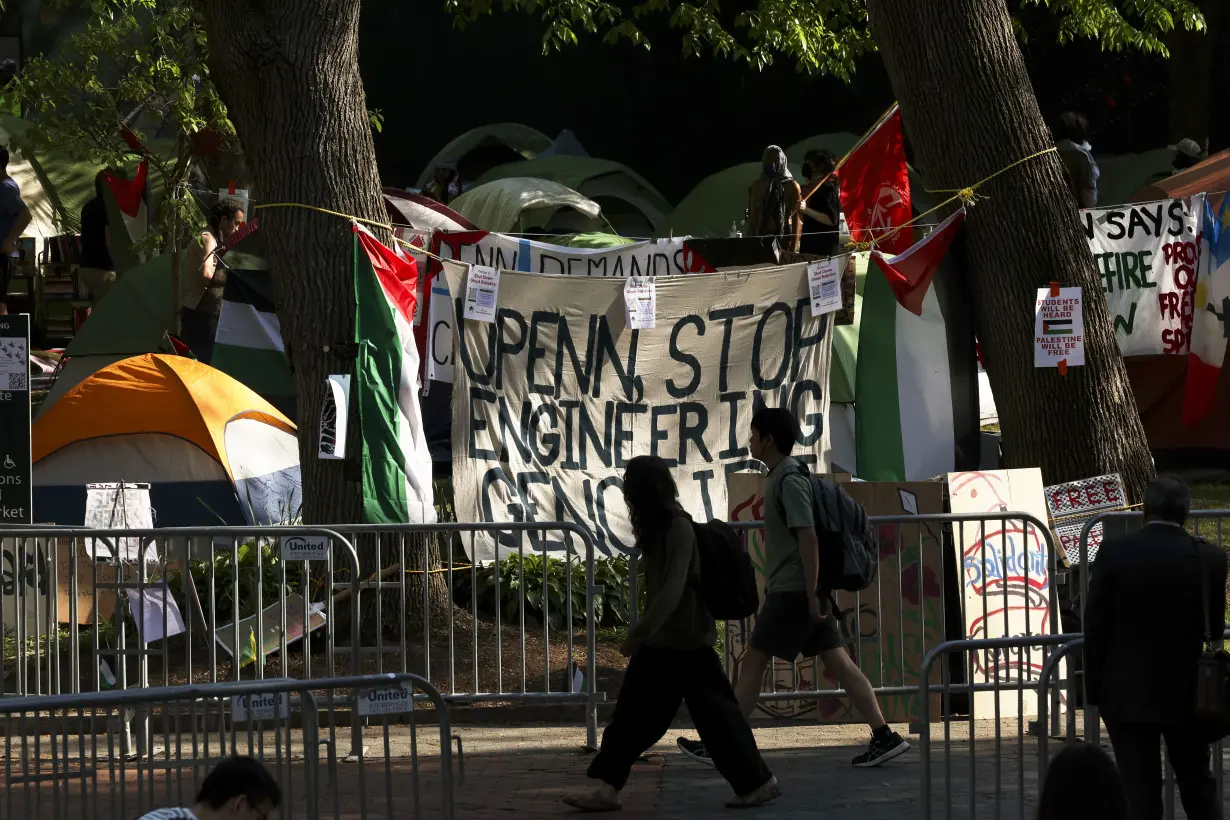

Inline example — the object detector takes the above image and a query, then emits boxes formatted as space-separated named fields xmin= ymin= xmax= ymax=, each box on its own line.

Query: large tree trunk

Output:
xmin=200 ymin=1 xmax=451 ymax=635
xmin=866 ymin=0 xmax=1155 ymax=500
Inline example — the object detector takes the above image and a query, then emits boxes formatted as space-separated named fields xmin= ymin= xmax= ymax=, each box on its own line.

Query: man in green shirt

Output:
xmin=678 ymin=407 xmax=910 ymax=768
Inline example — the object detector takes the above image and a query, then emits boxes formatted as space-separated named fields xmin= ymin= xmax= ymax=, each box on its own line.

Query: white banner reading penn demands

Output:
xmin=445 ymin=260 xmax=834 ymax=562
xmin=1082 ymin=195 xmax=1203 ymax=357
xmin=427 ymin=231 xmax=696 ymax=384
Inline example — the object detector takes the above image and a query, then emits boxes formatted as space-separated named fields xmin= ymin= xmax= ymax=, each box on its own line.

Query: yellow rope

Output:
xmin=253 ymin=201 xmax=448 ymax=263
xmin=859 ymin=146 xmax=1059 ymax=251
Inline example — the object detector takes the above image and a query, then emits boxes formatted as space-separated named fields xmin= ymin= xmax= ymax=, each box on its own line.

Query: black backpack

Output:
xmin=775 ymin=464 xmax=878 ymax=592
xmin=691 ymin=519 xmax=759 ymax=620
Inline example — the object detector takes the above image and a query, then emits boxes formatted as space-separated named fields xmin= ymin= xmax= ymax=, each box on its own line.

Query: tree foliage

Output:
xmin=9 ymin=0 xmax=232 ymax=244
xmin=445 ymin=0 xmax=1206 ymax=78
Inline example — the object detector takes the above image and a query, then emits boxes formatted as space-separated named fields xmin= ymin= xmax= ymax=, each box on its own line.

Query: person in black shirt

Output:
xmin=799 ymin=149 xmax=842 ymax=258
xmin=79 ymin=170 xmax=116 ymax=306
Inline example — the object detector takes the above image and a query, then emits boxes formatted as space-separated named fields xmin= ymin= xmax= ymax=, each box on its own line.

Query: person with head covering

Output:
xmin=423 ymin=157 xmax=460 ymax=205
xmin=748 ymin=145 xmax=802 ymax=253
xmin=1170 ymin=138 xmax=1206 ymax=174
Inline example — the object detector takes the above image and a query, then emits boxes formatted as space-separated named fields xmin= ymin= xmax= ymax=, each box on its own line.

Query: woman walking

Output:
xmin=564 ymin=456 xmax=779 ymax=811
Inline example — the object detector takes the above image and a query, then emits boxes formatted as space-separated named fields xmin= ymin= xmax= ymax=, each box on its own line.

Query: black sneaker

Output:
xmin=676 ymin=737 xmax=715 ymax=767
xmin=852 ymin=731 xmax=910 ymax=767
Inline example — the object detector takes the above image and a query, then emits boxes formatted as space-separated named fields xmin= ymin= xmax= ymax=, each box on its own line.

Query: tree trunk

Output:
xmin=200 ymin=1 xmax=451 ymax=632
xmin=866 ymin=0 xmax=1155 ymax=500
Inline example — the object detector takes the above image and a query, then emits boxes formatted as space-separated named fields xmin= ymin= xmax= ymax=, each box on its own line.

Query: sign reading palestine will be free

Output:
xmin=0 ymin=313 xmax=32 ymax=524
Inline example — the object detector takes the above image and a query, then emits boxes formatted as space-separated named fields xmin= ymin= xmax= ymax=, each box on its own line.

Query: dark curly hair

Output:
xmin=622 ymin=456 xmax=680 ymax=550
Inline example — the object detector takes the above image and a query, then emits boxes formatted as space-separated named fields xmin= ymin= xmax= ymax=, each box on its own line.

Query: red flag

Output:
xmin=840 ymin=108 xmax=913 ymax=255
xmin=104 ymin=160 xmax=148 ymax=218
xmin=869 ymin=209 xmax=965 ymax=316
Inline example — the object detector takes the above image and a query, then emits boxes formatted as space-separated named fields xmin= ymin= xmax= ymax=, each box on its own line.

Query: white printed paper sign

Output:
xmin=1034 ymin=287 xmax=1085 ymax=369
xmin=427 ymin=231 xmax=694 ymax=383
xmin=446 ymin=261 xmax=834 ymax=562
xmin=623 ymin=277 xmax=656 ymax=329
xmin=231 ymin=692 xmax=290 ymax=723
xmin=807 ymin=258 xmax=842 ymax=317
xmin=463 ymin=266 xmax=500 ymax=323
xmin=1082 ymin=196 xmax=1202 ymax=356
xmin=358 ymin=683 xmax=414 ymax=716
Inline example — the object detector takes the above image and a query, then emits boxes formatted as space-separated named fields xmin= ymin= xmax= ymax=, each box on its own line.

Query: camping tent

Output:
xmin=478 ymin=156 xmax=671 ymax=236
xmin=1131 ymin=148 xmax=1230 ymax=205
xmin=537 ymin=129 xmax=589 ymax=159
xmin=33 ymin=354 xmax=301 ymax=526
xmin=448 ymin=177 xmax=604 ymax=233
xmin=37 ymin=254 xmax=177 ymax=413
xmin=415 ymin=123 xmax=553 ymax=189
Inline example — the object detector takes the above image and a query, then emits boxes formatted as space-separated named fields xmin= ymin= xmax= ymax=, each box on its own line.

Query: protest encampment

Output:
xmin=1 ymin=2 xmax=1229 ymax=818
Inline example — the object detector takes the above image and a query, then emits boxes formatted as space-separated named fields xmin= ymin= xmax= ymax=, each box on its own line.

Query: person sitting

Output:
xmin=137 ymin=755 xmax=281 ymax=819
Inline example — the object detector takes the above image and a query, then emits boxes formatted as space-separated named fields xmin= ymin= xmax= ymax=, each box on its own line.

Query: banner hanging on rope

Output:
xmin=1082 ymin=196 xmax=1203 ymax=357
xmin=445 ymin=262 xmax=834 ymax=562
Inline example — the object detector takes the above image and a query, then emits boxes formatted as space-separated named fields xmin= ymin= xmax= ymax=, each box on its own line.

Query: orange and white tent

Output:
xmin=33 ymin=354 xmax=301 ymax=526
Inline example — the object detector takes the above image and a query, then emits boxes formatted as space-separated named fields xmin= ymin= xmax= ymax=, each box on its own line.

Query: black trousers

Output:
xmin=587 ymin=645 xmax=771 ymax=795
xmin=180 ymin=307 xmax=218 ymax=365
xmin=1104 ymin=719 xmax=1220 ymax=820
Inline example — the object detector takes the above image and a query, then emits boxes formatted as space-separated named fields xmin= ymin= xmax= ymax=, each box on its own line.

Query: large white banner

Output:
xmin=446 ymin=261 xmax=834 ymax=561
xmin=1082 ymin=196 xmax=1203 ymax=357
xmin=426 ymin=231 xmax=696 ymax=384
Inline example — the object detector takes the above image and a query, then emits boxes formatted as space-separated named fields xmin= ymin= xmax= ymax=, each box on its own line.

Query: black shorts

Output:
xmin=750 ymin=591 xmax=850 ymax=662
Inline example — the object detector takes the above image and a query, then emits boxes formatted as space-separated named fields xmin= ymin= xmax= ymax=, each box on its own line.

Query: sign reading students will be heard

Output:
xmin=1082 ymin=196 xmax=1202 ymax=357
xmin=445 ymin=261 xmax=834 ymax=562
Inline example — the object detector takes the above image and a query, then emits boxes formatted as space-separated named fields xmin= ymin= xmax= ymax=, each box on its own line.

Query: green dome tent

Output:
xmin=478 ymin=156 xmax=671 ymax=236
xmin=449 ymin=177 xmax=604 ymax=233
xmin=416 ymin=123 xmax=552 ymax=189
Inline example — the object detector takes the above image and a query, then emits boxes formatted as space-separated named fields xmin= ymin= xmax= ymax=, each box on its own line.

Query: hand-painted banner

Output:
xmin=445 ymin=261 xmax=834 ymax=561
xmin=425 ymin=231 xmax=701 ymax=384
xmin=1082 ymin=196 xmax=1203 ymax=357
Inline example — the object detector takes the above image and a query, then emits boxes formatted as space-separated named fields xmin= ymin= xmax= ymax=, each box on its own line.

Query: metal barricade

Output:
xmin=309 ymin=522 xmax=603 ymax=750
xmin=0 ymin=527 xmax=363 ymax=752
xmin=918 ymin=634 xmax=1079 ymax=820
xmin=712 ymin=512 xmax=1065 ymax=727
xmin=0 ymin=672 xmax=454 ymax=820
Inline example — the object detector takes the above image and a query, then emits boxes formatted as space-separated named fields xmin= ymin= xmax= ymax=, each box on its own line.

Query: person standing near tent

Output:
xmin=748 ymin=145 xmax=802 ymax=254
xmin=423 ymin=158 xmax=461 ymax=205
xmin=79 ymin=170 xmax=117 ymax=307
xmin=181 ymin=201 xmax=241 ymax=364
xmin=0 ymin=145 xmax=31 ymax=316
xmin=799 ymin=149 xmax=843 ymax=258
xmin=1054 ymin=111 xmax=1099 ymax=209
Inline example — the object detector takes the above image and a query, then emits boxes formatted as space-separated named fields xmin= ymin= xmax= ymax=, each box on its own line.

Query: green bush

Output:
xmin=451 ymin=553 xmax=633 ymax=630
xmin=167 ymin=542 xmax=305 ymax=626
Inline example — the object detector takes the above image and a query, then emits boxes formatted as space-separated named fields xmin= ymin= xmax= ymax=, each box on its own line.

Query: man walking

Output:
xmin=1084 ymin=475 xmax=1227 ymax=820
xmin=678 ymin=407 xmax=910 ymax=768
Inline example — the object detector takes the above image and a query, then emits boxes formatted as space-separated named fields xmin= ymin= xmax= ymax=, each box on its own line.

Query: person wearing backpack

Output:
xmin=678 ymin=408 xmax=910 ymax=769
xmin=563 ymin=455 xmax=779 ymax=812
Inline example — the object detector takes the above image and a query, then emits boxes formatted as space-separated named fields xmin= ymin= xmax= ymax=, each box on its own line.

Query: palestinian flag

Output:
xmin=856 ymin=209 xmax=969 ymax=481
xmin=1043 ymin=319 xmax=1072 ymax=335
xmin=212 ymin=266 xmax=297 ymax=420
xmin=353 ymin=224 xmax=436 ymax=524
xmin=101 ymin=160 xmax=149 ymax=273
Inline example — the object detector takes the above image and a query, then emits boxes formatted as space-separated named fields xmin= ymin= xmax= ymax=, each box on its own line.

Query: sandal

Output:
xmin=563 ymin=789 xmax=623 ymax=812
xmin=725 ymin=776 xmax=781 ymax=809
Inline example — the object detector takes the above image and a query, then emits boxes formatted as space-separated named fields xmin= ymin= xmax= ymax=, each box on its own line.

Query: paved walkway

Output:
xmin=2 ymin=719 xmax=1224 ymax=818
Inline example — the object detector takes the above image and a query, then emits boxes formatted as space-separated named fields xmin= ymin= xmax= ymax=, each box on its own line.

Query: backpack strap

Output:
xmin=771 ymin=460 xmax=812 ymax=527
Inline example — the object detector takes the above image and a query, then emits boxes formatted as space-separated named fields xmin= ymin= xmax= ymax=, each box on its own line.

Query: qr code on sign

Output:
xmin=467 ymin=287 xmax=478 ymax=302
xmin=7 ymin=371 xmax=26 ymax=391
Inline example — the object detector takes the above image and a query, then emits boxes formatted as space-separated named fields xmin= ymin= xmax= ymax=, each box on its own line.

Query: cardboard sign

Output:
xmin=947 ymin=469 xmax=1063 ymax=716
xmin=1044 ymin=474 xmax=1126 ymax=565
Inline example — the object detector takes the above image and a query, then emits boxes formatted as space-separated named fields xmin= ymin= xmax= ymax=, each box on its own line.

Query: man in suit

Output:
xmin=1084 ymin=475 xmax=1228 ymax=820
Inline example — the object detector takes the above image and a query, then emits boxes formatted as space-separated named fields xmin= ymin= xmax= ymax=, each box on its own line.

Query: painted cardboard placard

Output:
xmin=947 ymin=468 xmax=1063 ymax=716
xmin=725 ymin=473 xmax=944 ymax=723
xmin=1044 ymin=474 xmax=1126 ymax=566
